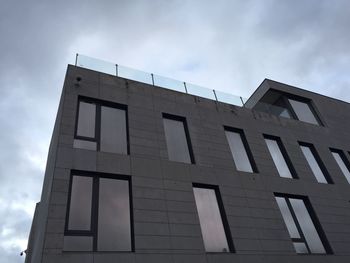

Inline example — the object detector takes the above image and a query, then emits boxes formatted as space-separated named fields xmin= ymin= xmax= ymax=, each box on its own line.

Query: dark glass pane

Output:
xmin=63 ymin=236 xmax=93 ymax=251
xmin=279 ymin=108 xmax=292 ymax=118
xmin=225 ymin=131 xmax=253 ymax=172
xmin=290 ymin=198 xmax=326 ymax=254
xmin=73 ymin=139 xmax=97 ymax=150
xmin=275 ymin=197 xmax=300 ymax=238
xmin=288 ymin=99 xmax=319 ymax=125
xmin=300 ymin=145 xmax=327 ymax=183
xmin=265 ymin=138 xmax=292 ymax=178
xmin=98 ymin=178 xmax=131 ymax=251
xmin=77 ymin=101 xmax=96 ymax=138
xmin=193 ymin=187 xmax=229 ymax=252
xmin=331 ymin=151 xmax=350 ymax=183
xmin=68 ymin=176 xmax=92 ymax=230
xmin=293 ymin=242 xmax=308 ymax=254
xmin=100 ymin=106 xmax=128 ymax=154
xmin=163 ymin=118 xmax=191 ymax=163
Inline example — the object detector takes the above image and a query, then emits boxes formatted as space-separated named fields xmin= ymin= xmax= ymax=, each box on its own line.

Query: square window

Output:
xmin=74 ymin=97 xmax=129 ymax=154
xmin=64 ymin=171 xmax=133 ymax=252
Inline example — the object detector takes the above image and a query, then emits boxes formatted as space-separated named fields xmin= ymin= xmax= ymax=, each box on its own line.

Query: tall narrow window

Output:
xmin=74 ymin=101 xmax=97 ymax=150
xmin=100 ymin=106 xmax=128 ymax=154
xmin=67 ymin=176 xmax=93 ymax=231
xmin=264 ymin=135 xmax=297 ymax=179
xmin=64 ymin=171 xmax=133 ymax=252
xmin=288 ymin=99 xmax=320 ymax=125
xmin=193 ymin=184 xmax=234 ymax=253
xmin=74 ymin=97 xmax=128 ymax=154
xmin=299 ymin=142 xmax=332 ymax=184
xmin=275 ymin=194 xmax=332 ymax=254
xmin=224 ymin=127 xmax=257 ymax=173
xmin=330 ymin=148 xmax=350 ymax=184
xmin=163 ymin=113 xmax=194 ymax=164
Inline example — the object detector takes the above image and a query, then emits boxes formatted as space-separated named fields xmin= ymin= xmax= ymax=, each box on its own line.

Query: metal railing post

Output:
xmin=213 ymin=89 xmax=218 ymax=101
xmin=151 ymin=73 xmax=155 ymax=86
xmin=116 ymin=64 xmax=118 ymax=77
xmin=240 ymin=96 xmax=245 ymax=107
xmin=184 ymin=82 xmax=188 ymax=93
xmin=75 ymin=53 xmax=78 ymax=66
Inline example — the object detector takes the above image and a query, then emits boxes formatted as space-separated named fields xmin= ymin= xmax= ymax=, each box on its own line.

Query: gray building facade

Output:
xmin=26 ymin=62 xmax=350 ymax=263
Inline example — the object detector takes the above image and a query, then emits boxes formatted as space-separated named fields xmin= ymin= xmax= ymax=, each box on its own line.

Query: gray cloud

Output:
xmin=1 ymin=1 xmax=350 ymax=262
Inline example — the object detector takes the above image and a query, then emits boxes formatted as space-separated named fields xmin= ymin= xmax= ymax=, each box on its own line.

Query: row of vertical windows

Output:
xmin=68 ymin=97 xmax=345 ymax=255
xmin=74 ymin=97 xmax=350 ymax=185
xmin=64 ymin=171 xmax=332 ymax=254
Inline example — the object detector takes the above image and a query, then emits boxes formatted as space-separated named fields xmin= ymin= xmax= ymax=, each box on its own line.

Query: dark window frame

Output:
xmin=192 ymin=183 xmax=235 ymax=253
xmin=64 ymin=170 xmax=135 ymax=252
xmin=274 ymin=192 xmax=333 ymax=255
xmin=267 ymin=89 xmax=324 ymax=126
xmin=263 ymin=134 xmax=298 ymax=179
xmin=74 ymin=96 xmax=130 ymax=154
xmin=330 ymin=148 xmax=350 ymax=179
xmin=284 ymin=94 xmax=323 ymax=126
xmin=162 ymin=112 xmax=195 ymax=164
xmin=299 ymin=142 xmax=333 ymax=184
xmin=224 ymin=126 xmax=258 ymax=173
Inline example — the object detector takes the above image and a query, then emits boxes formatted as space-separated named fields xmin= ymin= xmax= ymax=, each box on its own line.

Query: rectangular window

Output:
xmin=193 ymin=184 xmax=234 ymax=253
xmin=264 ymin=135 xmax=297 ymax=179
xmin=64 ymin=171 xmax=133 ymax=252
xmin=275 ymin=194 xmax=332 ymax=254
xmin=299 ymin=142 xmax=332 ymax=184
xmin=162 ymin=113 xmax=194 ymax=164
xmin=224 ymin=127 xmax=257 ymax=173
xmin=330 ymin=148 xmax=350 ymax=184
xmin=74 ymin=97 xmax=129 ymax=154
xmin=288 ymin=99 xmax=321 ymax=125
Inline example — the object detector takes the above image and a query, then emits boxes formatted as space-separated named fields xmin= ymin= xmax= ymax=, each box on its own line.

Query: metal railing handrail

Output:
xmin=75 ymin=53 xmax=247 ymax=107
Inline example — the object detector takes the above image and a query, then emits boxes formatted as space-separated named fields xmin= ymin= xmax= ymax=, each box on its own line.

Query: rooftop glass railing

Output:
xmin=75 ymin=54 xmax=247 ymax=107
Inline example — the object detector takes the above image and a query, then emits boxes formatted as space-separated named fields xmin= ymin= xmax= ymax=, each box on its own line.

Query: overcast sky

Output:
xmin=1 ymin=0 xmax=350 ymax=262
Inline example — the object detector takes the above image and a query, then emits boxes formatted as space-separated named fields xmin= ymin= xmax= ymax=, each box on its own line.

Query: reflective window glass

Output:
xmin=163 ymin=116 xmax=192 ymax=163
xmin=225 ymin=130 xmax=254 ymax=172
xmin=275 ymin=197 xmax=300 ymax=238
xmin=300 ymin=145 xmax=329 ymax=183
xmin=63 ymin=236 xmax=93 ymax=251
xmin=77 ymin=101 xmax=96 ymax=138
xmin=331 ymin=151 xmax=350 ymax=184
xmin=98 ymin=178 xmax=131 ymax=251
xmin=74 ymin=98 xmax=128 ymax=154
xmin=193 ymin=187 xmax=230 ymax=252
xmin=65 ymin=173 xmax=132 ymax=252
xmin=293 ymin=242 xmax=308 ymax=254
xmin=290 ymin=199 xmax=326 ymax=253
xmin=100 ymin=106 xmax=127 ymax=154
xmin=275 ymin=195 xmax=329 ymax=254
xmin=73 ymin=139 xmax=97 ymax=151
xmin=265 ymin=138 xmax=293 ymax=178
xmin=288 ymin=99 xmax=319 ymax=125
xmin=68 ymin=176 xmax=92 ymax=230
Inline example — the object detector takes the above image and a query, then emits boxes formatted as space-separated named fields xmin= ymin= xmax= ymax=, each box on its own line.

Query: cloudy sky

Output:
xmin=1 ymin=0 xmax=350 ymax=262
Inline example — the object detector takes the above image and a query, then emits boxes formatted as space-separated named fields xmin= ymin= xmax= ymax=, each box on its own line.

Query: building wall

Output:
xmin=35 ymin=65 xmax=350 ymax=263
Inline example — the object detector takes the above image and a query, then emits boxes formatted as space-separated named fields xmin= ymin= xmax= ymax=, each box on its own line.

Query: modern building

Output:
xmin=26 ymin=55 xmax=350 ymax=263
